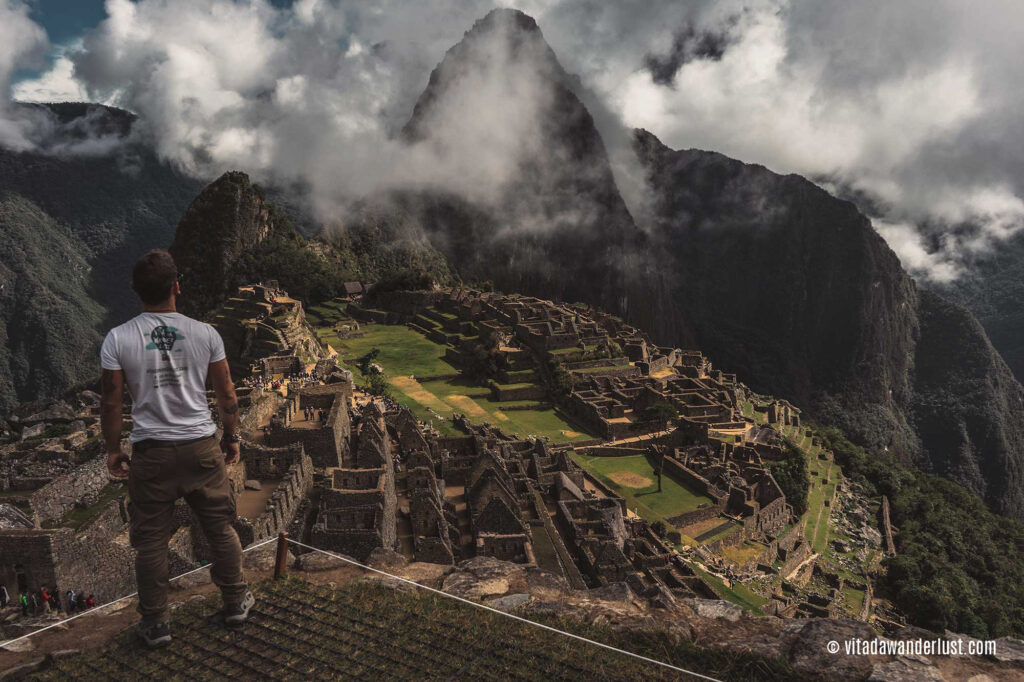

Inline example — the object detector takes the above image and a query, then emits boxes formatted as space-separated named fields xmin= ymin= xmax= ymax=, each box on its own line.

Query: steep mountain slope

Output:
xmin=633 ymin=128 xmax=1024 ymax=519
xmin=0 ymin=103 xmax=201 ymax=414
xmin=912 ymin=289 xmax=1024 ymax=516
xmin=937 ymin=232 xmax=1024 ymax=383
xmin=0 ymin=194 xmax=105 ymax=410
xmin=631 ymin=129 xmax=920 ymax=455
xmin=397 ymin=8 xmax=642 ymax=310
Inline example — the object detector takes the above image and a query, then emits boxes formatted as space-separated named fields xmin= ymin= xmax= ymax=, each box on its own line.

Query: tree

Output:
xmin=767 ymin=440 xmax=809 ymax=516
xmin=365 ymin=373 xmax=392 ymax=399
xmin=357 ymin=349 xmax=381 ymax=374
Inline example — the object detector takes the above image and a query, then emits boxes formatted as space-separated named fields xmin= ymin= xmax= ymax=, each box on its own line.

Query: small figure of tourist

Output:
xmin=66 ymin=589 xmax=75 ymax=612
xmin=20 ymin=592 xmax=28 ymax=616
xmin=86 ymin=595 xmax=95 ymax=609
xmin=30 ymin=591 xmax=39 ymax=615
xmin=53 ymin=591 xmax=62 ymax=613
xmin=0 ymin=584 xmax=8 ymax=608
xmin=40 ymin=586 xmax=51 ymax=613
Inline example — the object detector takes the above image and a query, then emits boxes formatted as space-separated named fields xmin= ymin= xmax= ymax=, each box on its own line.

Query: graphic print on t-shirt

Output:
xmin=145 ymin=325 xmax=186 ymax=361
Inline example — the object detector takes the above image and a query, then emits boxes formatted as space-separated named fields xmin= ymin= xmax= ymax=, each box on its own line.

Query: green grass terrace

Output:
xmin=569 ymin=452 xmax=714 ymax=540
xmin=319 ymin=323 xmax=593 ymax=443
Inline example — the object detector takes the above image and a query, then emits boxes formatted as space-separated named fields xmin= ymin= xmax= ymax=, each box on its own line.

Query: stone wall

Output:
xmin=0 ymin=531 xmax=58 ymax=598
xmin=776 ymin=519 xmax=806 ymax=553
xmin=240 ymin=391 xmax=283 ymax=435
xmin=267 ymin=388 xmax=350 ymax=468
xmin=0 ymin=501 xmax=136 ymax=604
xmin=52 ymin=504 xmax=135 ymax=602
xmin=232 ymin=443 xmax=313 ymax=549
xmin=780 ymin=539 xmax=812 ymax=577
xmin=490 ymin=383 xmax=547 ymax=402
xmin=667 ymin=502 xmax=722 ymax=529
xmin=28 ymin=456 xmax=109 ymax=526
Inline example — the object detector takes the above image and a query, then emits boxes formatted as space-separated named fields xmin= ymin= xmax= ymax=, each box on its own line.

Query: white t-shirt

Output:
xmin=100 ymin=312 xmax=226 ymax=442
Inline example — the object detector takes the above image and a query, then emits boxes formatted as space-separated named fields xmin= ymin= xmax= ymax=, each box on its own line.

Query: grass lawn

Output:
xmin=409 ymin=377 xmax=590 ymax=443
xmin=306 ymin=300 xmax=350 ymax=326
xmin=688 ymin=562 xmax=768 ymax=613
xmin=842 ymin=584 xmax=867 ymax=615
xmin=720 ymin=541 xmax=768 ymax=567
xmin=321 ymin=323 xmax=590 ymax=443
xmin=323 ymin=323 xmax=459 ymax=377
xmin=570 ymin=453 xmax=713 ymax=532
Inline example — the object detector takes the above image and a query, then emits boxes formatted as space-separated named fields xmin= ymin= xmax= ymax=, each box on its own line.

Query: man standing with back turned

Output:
xmin=101 ymin=249 xmax=254 ymax=648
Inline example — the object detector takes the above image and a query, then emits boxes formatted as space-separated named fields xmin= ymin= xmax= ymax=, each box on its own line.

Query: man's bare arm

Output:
xmin=101 ymin=369 xmax=130 ymax=478
xmin=209 ymin=359 xmax=240 ymax=464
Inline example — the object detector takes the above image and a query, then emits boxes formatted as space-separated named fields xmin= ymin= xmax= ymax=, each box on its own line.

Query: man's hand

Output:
xmin=107 ymin=450 xmax=130 ymax=479
xmin=220 ymin=439 xmax=240 ymax=465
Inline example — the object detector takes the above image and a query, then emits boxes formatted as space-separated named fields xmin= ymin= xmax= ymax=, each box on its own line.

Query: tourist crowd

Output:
xmin=0 ymin=584 xmax=98 ymax=618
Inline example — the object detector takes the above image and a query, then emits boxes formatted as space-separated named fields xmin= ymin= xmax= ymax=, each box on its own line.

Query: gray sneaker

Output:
xmin=222 ymin=591 xmax=255 ymax=626
xmin=136 ymin=620 xmax=172 ymax=648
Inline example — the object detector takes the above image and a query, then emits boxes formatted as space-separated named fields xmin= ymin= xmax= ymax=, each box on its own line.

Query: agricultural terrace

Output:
xmin=569 ymin=452 xmax=713 ymax=541
xmin=317 ymin=319 xmax=593 ymax=444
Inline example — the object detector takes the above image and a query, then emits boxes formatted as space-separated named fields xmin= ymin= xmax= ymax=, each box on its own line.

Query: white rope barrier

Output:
xmin=286 ymin=539 xmax=722 ymax=682
xmin=0 ymin=535 xmax=280 ymax=651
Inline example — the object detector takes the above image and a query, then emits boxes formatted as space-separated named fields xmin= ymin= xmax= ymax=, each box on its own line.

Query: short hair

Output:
xmin=132 ymin=250 xmax=178 ymax=305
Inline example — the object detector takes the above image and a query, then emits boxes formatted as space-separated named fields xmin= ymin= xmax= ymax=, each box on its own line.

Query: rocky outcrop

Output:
xmin=911 ymin=290 xmax=1024 ymax=517
xmin=434 ymin=555 xmax=1020 ymax=681
xmin=169 ymin=171 xmax=276 ymax=318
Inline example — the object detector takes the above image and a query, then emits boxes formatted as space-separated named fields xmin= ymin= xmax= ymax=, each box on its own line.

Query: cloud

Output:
xmin=0 ymin=0 xmax=49 ymax=149
xmin=542 ymin=0 xmax=1024 ymax=280
xmin=4 ymin=0 xmax=1024 ymax=282
xmin=13 ymin=50 xmax=90 ymax=104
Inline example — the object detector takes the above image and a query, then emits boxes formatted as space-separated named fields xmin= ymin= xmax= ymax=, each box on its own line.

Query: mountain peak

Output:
xmin=471 ymin=7 xmax=541 ymax=35
xmin=402 ymin=9 xmax=560 ymax=143
xmin=169 ymin=171 xmax=276 ymax=317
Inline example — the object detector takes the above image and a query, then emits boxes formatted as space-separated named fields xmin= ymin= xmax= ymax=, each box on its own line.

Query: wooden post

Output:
xmin=273 ymin=532 xmax=289 ymax=581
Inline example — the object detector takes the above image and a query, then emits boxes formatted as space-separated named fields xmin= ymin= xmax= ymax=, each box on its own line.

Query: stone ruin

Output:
xmin=310 ymin=401 xmax=397 ymax=561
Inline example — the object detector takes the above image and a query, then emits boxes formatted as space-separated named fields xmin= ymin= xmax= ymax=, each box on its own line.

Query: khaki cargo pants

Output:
xmin=128 ymin=436 xmax=247 ymax=623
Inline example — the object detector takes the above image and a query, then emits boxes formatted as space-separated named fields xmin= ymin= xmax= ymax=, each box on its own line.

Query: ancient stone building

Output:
xmin=266 ymin=383 xmax=352 ymax=468
xmin=310 ymin=402 xmax=398 ymax=561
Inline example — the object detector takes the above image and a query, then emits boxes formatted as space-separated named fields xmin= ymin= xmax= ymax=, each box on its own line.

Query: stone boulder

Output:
xmin=442 ymin=556 xmax=528 ymax=600
xmin=992 ymin=637 xmax=1024 ymax=663
xmin=22 ymin=403 xmax=76 ymax=426
xmin=685 ymin=599 xmax=743 ymax=622
xmin=787 ymin=619 xmax=878 ymax=679
xmin=243 ymin=480 xmax=262 ymax=491
xmin=20 ymin=423 xmax=47 ymax=441
xmin=293 ymin=550 xmax=354 ymax=573
xmin=868 ymin=657 xmax=944 ymax=681
xmin=366 ymin=547 xmax=408 ymax=571
xmin=484 ymin=593 xmax=531 ymax=612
